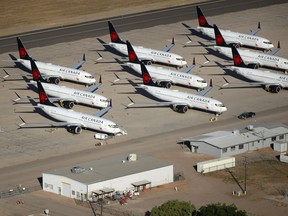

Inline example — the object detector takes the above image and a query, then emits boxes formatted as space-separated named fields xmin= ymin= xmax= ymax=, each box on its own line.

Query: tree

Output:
xmin=150 ymin=200 xmax=195 ymax=216
xmin=195 ymin=203 xmax=248 ymax=216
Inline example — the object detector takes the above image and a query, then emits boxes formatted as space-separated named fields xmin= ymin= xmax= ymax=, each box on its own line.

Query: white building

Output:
xmin=42 ymin=154 xmax=173 ymax=200
xmin=181 ymin=124 xmax=288 ymax=158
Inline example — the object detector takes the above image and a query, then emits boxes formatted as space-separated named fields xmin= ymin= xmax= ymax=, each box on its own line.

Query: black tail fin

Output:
xmin=17 ymin=37 xmax=31 ymax=60
xmin=196 ymin=6 xmax=212 ymax=28
xmin=36 ymin=81 xmax=54 ymax=106
xmin=213 ymin=24 xmax=229 ymax=47
xmin=30 ymin=59 xmax=45 ymax=82
xmin=140 ymin=63 xmax=154 ymax=86
xmin=231 ymin=46 xmax=246 ymax=68
xmin=126 ymin=40 xmax=141 ymax=64
xmin=108 ymin=21 xmax=125 ymax=44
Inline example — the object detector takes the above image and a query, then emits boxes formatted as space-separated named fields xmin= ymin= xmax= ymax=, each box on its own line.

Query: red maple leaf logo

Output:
xmin=39 ymin=91 xmax=47 ymax=103
xmin=128 ymin=51 xmax=136 ymax=62
xmin=216 ymin=35 xmax=223 ymax=45
xmin=32 ymin=69 xmax=40 ymax=80
xmin=111 ymin=32 xmax=118 ymax=42
xmin=143 ymin=72 xmax=151 ymax=84
xmin=233 ymin=55 xmax=242 ymax=65
xmin=19 ymin=48 xmax=26 ymax=58
xmin=199 ymin=16 xmax=206 ymax=26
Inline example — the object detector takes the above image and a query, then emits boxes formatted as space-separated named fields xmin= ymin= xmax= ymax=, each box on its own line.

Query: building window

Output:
xmin=50 ymin=185 xmax=53 ymax=190
xmin=44 ymin=183 xmax=49 ymax=188
xmin=272 ymin=136 xmax=276 ymax=141
xmin=72 ymin=190 xmax=75 ymax=195
xmin=223 ymin=148 xmax=227 ymax=153
xmin=279 ymin=135 xmax=284 ymax=140
xmin=231 ymin=146 xmax=235 ymax=151
xmin=239 ymin=144 xmax=244 ymax=149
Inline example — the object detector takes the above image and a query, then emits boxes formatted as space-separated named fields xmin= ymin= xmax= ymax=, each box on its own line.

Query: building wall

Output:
xmin=87 ymin=165 xmax=173 ymax=199
xmin=190 ymin=141 xmax=221 ymax=158
xmin=43 ymin=173 xmax=87 ymax=199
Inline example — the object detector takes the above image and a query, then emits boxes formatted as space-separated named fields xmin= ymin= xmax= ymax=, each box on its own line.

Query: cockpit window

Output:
xmin=176 ymin=58 xmax=185 ymax=61
xmin=284 ymin=62 xmax=288 ymax=65
xmin=197 ymin=79 xmax=207 ymax=83
xmin=263 ymin=41 xmax=272 ymax=45
xmin=85 ymin=75 xmax=94 ymax=79
xmin=109 ymin=124 xmax=119 ymax=128
xmin=100 ymin=99 xmax=109 ymax=103
xmin=215 ymin=103 xmax=225 ymax=107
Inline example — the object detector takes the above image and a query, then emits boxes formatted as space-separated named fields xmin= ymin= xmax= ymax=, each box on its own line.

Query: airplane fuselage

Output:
xmin=38 ymin=104 xmax=125 ymax=135
xmin=109 ymin=42 xmax=187 ymax=68
xmin=140 ymin=85 xmax=227 ymax=114
xmin=32 ymin=82 xmax=109 ymax=108
xmin=125 ymin=63 xmax=207 ymax=89
xmin=18 ymin=59 xmax=96 ymax=85
xmin=230 ymin=66 xmax=288 ymax=88
xmin=198 ymin=26 xmax=274 ymax=50
xmin=214 ymin=46 xmax=288 ymax=71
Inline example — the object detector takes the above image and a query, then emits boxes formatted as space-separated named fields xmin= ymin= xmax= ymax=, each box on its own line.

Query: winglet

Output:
xmin=18 ymin=116 xmax=26 ymax=128
xmin=193 ymin=57 xmax=196 ymax=65
xmin=99 ymin=75 xmax=102 ymax=84
xmin=277 ymin=41 xmax=280 ymax=48
xmin=2 ymin=69 xmax=10 ymax=80
xmin=172 ymin=37 xmax=175 ymax=45
xmin=110 ymin=99 xmax=112 ymax=107
xmin=258 ymin=21 xmax=261 ymax=29
xmin=13 ymin=92 xmax=22 ymax=103
xmin=83 ymin=53 xmax=86 ymax=61
xmin=127 ymin=96 xmax=135 ymax=106
xmin=210 ymin=79 xmax=213 ymax=87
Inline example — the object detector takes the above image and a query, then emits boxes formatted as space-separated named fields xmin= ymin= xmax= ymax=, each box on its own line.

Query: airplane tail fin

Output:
xmin=126 ymin=40 xmax=141 ymax=64
xmin=213 ymin=24 xmax=229 ymax=47
xmin=30 ymin=59 xmax=45 ymax=82
xmin=108 ymin=21 xmax=125 ymax=44
xmin=17 ymin=37 xmax=31 ymax=60
xmin=140 ymin=63 xmax=154 ymax=86
xmin=36 ymin=81 xmax=54 ymax=106
xmin=231 ymin=46 xmax=247 ymax=68
xmin=196 ymin=6 xmax=212 ymax=28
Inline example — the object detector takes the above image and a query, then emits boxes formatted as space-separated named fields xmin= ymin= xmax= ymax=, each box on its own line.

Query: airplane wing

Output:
xmin=85 ymin=83 xmax=101 ymax=92
xmin=267 ymin=42 xmax=281 ymax=56
xmin=93 ymin=105 xmax=112 ymax=117
xmin=161 ymin=38 xmax=175 ymax=52
xmin=180 ymin=59 xmax=196 ymax=73
xmin=196 ymin=79 xmax=213 ymax=96
xmin=249 ymin=22 xmax=261 ymax=35
xmin=219 ymin=77 xmax=279 ymax=89
xmin=18 ymin=116 xmax=82 ymax=128
xmin=127 ymin=96 xmax=186 ymax=107
xmin=69 ymin=54 xmax=86 ymax=69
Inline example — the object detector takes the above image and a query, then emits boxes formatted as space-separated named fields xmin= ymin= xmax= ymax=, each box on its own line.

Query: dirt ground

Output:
xmin=0 ymin=0 xmax=200 ymax=36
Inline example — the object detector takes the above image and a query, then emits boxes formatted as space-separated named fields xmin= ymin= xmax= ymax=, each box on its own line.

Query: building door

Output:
xmin=62 ymin=183 xmax=71 ymax=197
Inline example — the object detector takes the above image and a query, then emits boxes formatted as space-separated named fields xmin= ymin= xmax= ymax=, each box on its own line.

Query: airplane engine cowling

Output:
xmin=68 ymin=126 xmax=82 ymax=134
xmin=48 ymin=77 xmax=60 ymax=85
xmin=158 ymin=81 xmax=172 ymax=89
xmin=269 ymin=85 xmax=281 ymax=93
xmin=171 ymin=104 xmax=188 ymax=113
xmin=63 ymin=101 xmax=74 ymax=109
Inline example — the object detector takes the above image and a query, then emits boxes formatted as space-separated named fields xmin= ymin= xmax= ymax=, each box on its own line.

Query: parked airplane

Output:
xmin=120 ymin=40 xmax=207 ymax=90
xmin=19 ymin=81 xmax=126 ymax=136
xmin=107 ymin=21 xmax=187 ymax=68
xmin=195 ymin=6 xmax=274 ymax=51
xmin=14 ymin=59 xmax=110 ymax=109
xmin=127 ymin=63 xmax=227 ymax=115
xmin=213 ymin=24 xmax=288 ymax=72
xmin=221 ymin=45 xmax=288 ymax=93
xmin=15 ymin=37 xmax=96 ymax=85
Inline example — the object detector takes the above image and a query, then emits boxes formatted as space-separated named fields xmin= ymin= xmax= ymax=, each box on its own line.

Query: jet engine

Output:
xmin=47 ymin=77 xmax=60 ymax=85
xmin=67 ymin=126 xmax=82 ymax=134
xmin=171 ymin=104 xmax=188 ymax=113
xmin=60 ymin=100 xmax=74 ymax=109
xmin=265 ymin=85 xmax=281 ymax=93
xmin=157 ymin=81 xmax=172 ymax=88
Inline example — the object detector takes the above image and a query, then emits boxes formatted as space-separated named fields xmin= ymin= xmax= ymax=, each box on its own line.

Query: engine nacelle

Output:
xmin=171 ymin=104 xmax=188 ymax=113
xmin=157 ymin=81 xmax=172 ymax=89
xmin=60 ymin=100 xmax=74 ymax=109
xmin=266 ymin=85 xmax=281 ymax=93
xmin=47 ymin=77 xmax=60 ymax=85
xmin=67 ymin=126 xmax=82 ymax=134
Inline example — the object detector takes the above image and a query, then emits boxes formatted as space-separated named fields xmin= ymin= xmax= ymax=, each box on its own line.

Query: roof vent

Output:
xmin=71 ymin=166 xmax=86 ymax=174
xmin=246 ymin=125 xmax=254 ymax=131
xmin=127 ymin=153 xmax=137 ymax=161
xmin=232 ymin=129 xmax=240 ymax=135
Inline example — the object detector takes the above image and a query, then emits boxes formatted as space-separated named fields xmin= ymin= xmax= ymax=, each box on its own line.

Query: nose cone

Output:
xmin=222 ymin=106 xmax=228 ymax=112
xmin=182 ymin=60 xmax=188 ymax=66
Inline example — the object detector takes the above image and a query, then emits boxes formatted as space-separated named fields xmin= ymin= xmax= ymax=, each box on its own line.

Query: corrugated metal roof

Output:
xmin=43 ymin=154 xmax=172 ymax=185
xmin=182 ymin=124 xmax=288 ymax=149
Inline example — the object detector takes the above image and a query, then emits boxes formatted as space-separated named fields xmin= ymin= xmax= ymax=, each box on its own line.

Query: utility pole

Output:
xmin=244 ymin=156 xmax=247 ymax=195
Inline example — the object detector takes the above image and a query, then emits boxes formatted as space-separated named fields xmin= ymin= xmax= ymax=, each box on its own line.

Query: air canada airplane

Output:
xmin=195 ymin=6 xmax=274 ymax=51
xmin=107 ymin=21 xmax=187 ymax=68
xmin=19 ymin=81 xmax=126 ymax=136
xmin=121 ymin=40 xmax=207 ymax=90
xmin=221 ymin=45 xmax=288 ymax=93
xmin=15 ymin=59 xmax=110 ymax=109
xmin=213 ymin=24 xmax=288 ymax=72
xmin=14 ymin=37 xmax=96 ymax=85
xmin=127 ymin=63 xmax=227 ymax=115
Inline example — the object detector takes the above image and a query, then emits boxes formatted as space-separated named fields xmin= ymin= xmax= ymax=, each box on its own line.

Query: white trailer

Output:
xmin=197 ymin=157 xmax=235 ymax=174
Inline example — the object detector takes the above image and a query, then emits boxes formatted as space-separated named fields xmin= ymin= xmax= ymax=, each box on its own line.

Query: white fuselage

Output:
xmin=125 ymin=62 xmax=207 ymax=89
xmin=197 ymin=26 xmax=274 ymax=50
xmin=32 ymin=81 xmax=109 ymax=108
xmin=38 ymin=104 xmax=125 ymax=135
xmin=18 ymin=59 xmax=96 ymax=85
xmin=109 ymin=42 xmax=187 ymax=67
xmin=214 ymin=46 xmax=288 ymax=71
xmin=230 ymin=66 xmax=288 ymax=88
xmin=140 ymin=85 xmax=227 ymax=114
